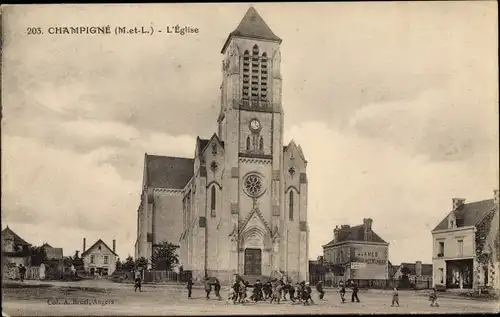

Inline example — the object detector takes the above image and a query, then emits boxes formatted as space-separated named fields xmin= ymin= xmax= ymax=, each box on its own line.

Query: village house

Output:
xmin=81 ymin=238 xmax=118 ymax=276
xmin=431 ymin=190 xmax=499 ymax=291
xmin=41 ymin=243 xmax=63 ymax=260
xmin=1 ymin=226 xmax=31 ymax=267
xmin=322 ymin=218 xmax=389 ymax=288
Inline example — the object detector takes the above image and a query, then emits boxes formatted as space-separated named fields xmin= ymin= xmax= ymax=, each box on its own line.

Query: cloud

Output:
xmin=285 ymin=122 xmax=498 ymax=263
xmin=348 ymin=73 xmax=499 ymax=162
xmin=1 ymin=135 xmax=136 ymax=257
xmin=1 ymin=131 xmax=200 ymax=258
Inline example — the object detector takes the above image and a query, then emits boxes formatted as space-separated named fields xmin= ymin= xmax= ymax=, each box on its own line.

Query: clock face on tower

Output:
xmin=249 ymin=119 xmax=261 ymax=132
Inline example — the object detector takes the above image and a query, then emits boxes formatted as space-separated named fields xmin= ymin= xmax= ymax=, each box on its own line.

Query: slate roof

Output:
xmin=197 ymin=138 xmax=210 ymax=154
xmin=196 ymin=134 xmax=225 ymax=155
xmin=222 ymin=6 xmax=282 ymax=53
xmin=145 ymin=154 xmax=194 ymax=189
xmin=399 ymin=263 xmax=433 ymax=276
xmin=1 ymin=227 xmax=31 ymax=246
xmin=388 ymin=261 xmax=400 ymax=278
xmin=42 ymin=243 xmax=63 ymax=259
xmin=432 ymin=199 xmax=495 ymax=231
xmin=81 ymin=239 xmax=118 ymax=257
xmin=323 ymin=225 xmax=388 ymax=247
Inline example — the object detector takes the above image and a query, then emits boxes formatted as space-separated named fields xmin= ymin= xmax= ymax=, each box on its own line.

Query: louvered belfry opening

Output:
xmin=242 ymin=45 xmax=268 ymax=108
xmin=243 ymin=50 xmax=250 ymax=100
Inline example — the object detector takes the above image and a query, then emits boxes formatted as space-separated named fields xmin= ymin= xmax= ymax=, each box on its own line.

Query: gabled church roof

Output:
xmin=196 ymin=134 xmax=225 ymax=156
xmin=144 ymin=154 xmax=193 ymax=189
xmin=222 ymin=6 xmax=282 ymax=53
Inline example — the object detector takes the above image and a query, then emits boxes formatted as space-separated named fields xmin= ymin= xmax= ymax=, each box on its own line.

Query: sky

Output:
xmin=1 ymin=2 xmax=498 ymax=265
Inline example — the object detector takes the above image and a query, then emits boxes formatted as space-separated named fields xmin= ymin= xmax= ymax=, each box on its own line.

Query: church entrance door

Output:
xmin=244 ymin=248 xmax=262 ymax=276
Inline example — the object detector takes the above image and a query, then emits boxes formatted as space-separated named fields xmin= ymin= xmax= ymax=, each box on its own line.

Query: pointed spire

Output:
xmin=222 ymin=6 xmax=282 ymax=53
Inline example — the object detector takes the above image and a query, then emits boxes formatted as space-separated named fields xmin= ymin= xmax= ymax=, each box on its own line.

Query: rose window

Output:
xmin=244 ymin=174 xmax=263 ymax=197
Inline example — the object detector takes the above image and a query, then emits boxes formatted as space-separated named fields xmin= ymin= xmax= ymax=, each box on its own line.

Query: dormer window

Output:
xmin=212 ymin=144 xmax=217 ymax=155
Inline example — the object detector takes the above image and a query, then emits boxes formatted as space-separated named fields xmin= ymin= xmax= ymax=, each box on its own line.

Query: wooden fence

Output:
xmin=3 ymin=266 xmax=40 ymax=280
xmin=308 ymin=272 xmax=432 ymax=289
xmin=117 ymin=270 xmax=192 ymax=283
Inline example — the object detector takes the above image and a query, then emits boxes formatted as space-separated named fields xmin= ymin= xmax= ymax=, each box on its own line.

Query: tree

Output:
xmin=30 ymin=246 xmax=47 ymax=266
xmin=150 ymin=241 xmax=179 ymax=271
xmin=115 ymin=258 xmax=122 ymax=272
xmin=122 ymin=255 xmax=135 ymax=272
xmin=63 ymin=256 xmax=73 ymax=266
xmin=73 ymin=250 xmax=80 ymax=260
xmin=399 ymin=266 xmax=411 ymax=289
xmin=135 ymin=257 xmax=149 ymax=270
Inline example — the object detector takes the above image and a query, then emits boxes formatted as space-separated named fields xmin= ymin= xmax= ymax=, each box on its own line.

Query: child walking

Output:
xmin=316 ymin=281 xmax=325 ymax=300
xmin=134 ymin=270 xmax=142 ymax=292
xmin=429 ymin=287 xmax=439 ymax=307
xmin=204 ymin=277 xmax=212 ymax=300
xmin=339 ymin=281 xmax=346 ymax=303
xmin=186 ymin=277 xmax=194 ymax=299
xmin=391 ymin=287 xmax=399 ymax=307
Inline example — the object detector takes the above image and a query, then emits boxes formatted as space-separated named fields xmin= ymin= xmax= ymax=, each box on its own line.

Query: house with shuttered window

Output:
xmin=431 ymin=190 xmax=499 ymax=290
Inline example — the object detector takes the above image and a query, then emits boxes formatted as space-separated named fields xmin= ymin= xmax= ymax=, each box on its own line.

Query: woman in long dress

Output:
xmin=39 ymin=263 xmax=46 ymax=280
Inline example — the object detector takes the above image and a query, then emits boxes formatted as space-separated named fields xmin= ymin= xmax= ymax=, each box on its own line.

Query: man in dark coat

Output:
xmin=186 ymin=277 xmax=194 ymax=299
xmin=288 ymin=281 xmax=296 ymax=302
xmin=252 ymin=279 xmax=263 ymax=302
xmin=18 ymin=264 xmax=26 ymax=282
xmin=351 ymin=282 xmax=360 ymax=303
xmin=303 ymin=282 xmax=314 ymax=305
xmin=316 ymin=280 xmax=325 ymax=300
xmin=262 ymin=281 xmax=272 ymax=299
xmin=214 ymin=278 xmax=222 ymax=300
xmin=232 ymin=279 xmax=241 ymax=304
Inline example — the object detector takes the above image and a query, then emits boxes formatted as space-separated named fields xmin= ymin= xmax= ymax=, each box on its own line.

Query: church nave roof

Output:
xmin=145 ymin=154 xmax=194 ymax=189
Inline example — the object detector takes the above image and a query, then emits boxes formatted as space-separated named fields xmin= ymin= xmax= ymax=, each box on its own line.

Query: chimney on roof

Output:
xmin=333 ymin=225 xmax=339 ymax=241
xmin=83 ymin=238 xmax=86 ymax=252
xmin=494 ymin=189 xmax=499 ymax=206
xmin=452 ymin=198 xmax=466 ymax=210
xmin=113 ymin=239 xmax=116 ymax=253
xmin=415 ymin=261 xmax=422 ymax=277
xmin=363 ymin=218 xmax=373 ymax=241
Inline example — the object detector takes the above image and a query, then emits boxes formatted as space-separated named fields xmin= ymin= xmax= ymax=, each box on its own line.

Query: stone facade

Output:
xmin=81 ymin=239 xmax=118 ymax=276
xmin=431 ymin=191 xmax=499 ymax=290
xmin=322 ymin=219 xmax=389 ymax=282
xmin=135 ymin=7 xmax=309 ymax=284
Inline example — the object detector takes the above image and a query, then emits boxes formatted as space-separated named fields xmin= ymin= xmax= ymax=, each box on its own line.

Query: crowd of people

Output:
xmin=181 ymin=276 xmax=441 ymax=307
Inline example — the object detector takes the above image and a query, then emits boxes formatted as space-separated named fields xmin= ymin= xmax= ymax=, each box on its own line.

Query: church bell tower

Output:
xmin=218 ymin=7 xmax=289 ymax=277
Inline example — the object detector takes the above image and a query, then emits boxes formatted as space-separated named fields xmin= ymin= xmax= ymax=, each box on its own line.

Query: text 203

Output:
xmin=27 ymin=27 xmax=43 ymax=35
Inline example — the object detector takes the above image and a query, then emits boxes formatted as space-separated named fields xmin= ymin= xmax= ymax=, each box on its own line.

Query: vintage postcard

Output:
xmin=1 ymin=2 xmax=499 ymax=316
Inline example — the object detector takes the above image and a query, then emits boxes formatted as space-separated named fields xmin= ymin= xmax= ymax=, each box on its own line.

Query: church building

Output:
xmin=135 ymin=7 xmax=309 ymax=283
